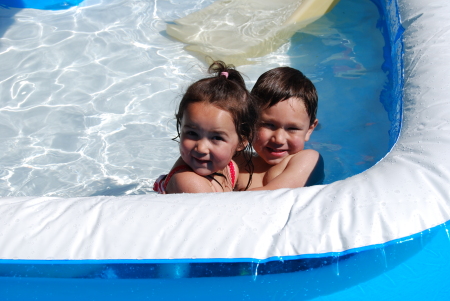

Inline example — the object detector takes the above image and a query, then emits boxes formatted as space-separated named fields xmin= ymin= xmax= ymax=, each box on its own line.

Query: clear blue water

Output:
xmin=0 ymin=0 xmax=390 ymax=197
xmin=0 ymin=0 xmax=83 ymax=10
xmin=292 ymin=0 xmax=392 ymax=183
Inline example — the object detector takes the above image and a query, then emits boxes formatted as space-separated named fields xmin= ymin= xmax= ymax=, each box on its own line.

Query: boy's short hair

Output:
xmin=251 ymin=67 xmax=318 ymax=125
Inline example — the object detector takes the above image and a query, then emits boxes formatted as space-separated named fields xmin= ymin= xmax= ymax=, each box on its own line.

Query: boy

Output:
xmin=236 ymin=67 xmax=324 ymax=191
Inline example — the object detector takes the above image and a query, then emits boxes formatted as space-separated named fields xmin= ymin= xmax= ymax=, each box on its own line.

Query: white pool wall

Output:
xmin=1 ymin=0 xmax=450 ymax=261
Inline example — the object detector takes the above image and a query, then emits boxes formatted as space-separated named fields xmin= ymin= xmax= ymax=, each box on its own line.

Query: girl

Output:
xmin=153 ymin=61 xmax=258 ymax=194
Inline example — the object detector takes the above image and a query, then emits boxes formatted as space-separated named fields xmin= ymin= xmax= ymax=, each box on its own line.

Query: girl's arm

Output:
xmin=165 ymin=160 xmax=239 ymax=193
xmin=165 ymin=171 xmax=214 ymax=193
xmin=249 ymin=149 xmax=323 ymax=191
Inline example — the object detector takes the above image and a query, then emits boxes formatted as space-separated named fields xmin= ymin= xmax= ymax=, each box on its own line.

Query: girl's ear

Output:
xmin=236 ymin=140 xmax=248 ymax=152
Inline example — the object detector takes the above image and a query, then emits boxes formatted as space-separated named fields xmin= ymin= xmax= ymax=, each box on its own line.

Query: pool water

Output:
xmin=0 ymin=0 xmax=390 ymax=197
xmin=0 ymin=0 xmax=83 ymax=10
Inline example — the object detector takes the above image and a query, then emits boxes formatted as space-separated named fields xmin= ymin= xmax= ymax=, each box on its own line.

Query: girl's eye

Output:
xmin=185 ymin=130 xmax=198 ymax=137
xmin=212 ymin=136 xmax=224 ymax=141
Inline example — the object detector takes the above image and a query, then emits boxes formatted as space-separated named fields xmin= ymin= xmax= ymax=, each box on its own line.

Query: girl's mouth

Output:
xmin=193 ymin=157 xmax=210 ymax=164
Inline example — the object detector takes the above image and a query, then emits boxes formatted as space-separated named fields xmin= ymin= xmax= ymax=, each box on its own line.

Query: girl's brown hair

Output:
xmin=175 ymin=61 xmax=259 ymax=190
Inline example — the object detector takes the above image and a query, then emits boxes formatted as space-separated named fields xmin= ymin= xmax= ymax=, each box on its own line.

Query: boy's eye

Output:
xmin=288 ymin=127 xmax=300 ymax=132
xmin=262 ymin=122 xmax=275 ymax=129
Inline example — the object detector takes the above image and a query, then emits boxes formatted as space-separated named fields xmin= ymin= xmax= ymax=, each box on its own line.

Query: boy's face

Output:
xmin=253 ymin=97 xmax=318 ymax=165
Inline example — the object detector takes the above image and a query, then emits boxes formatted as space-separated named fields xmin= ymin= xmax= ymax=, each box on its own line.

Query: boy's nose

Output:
xmin=272 ymin=129 xmax=286 ymax=144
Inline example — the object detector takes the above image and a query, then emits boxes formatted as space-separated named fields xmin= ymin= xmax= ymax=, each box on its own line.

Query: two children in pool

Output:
xmin=153 ymin=61 xmax=322 ymax=194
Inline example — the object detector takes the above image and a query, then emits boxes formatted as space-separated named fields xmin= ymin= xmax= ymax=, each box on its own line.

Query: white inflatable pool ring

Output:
xmin=0 ymin=0 xmax=449 ymax=288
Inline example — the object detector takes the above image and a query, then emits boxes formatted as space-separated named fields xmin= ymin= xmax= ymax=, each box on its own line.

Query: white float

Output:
xmin=166 ymin=0 xmax=340 ymax=65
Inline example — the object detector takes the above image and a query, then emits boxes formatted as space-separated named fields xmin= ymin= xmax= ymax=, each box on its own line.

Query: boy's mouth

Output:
xmin=266 ymin=147 xmax=287 ymax=157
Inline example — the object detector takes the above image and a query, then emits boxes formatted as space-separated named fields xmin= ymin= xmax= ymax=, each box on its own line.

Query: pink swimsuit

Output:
xmin=153 ymin=162 xmax=236 ymax=194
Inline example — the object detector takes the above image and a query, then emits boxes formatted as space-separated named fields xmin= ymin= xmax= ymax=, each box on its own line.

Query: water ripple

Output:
xmin=0 ymin=0 xmax=390 ymax=196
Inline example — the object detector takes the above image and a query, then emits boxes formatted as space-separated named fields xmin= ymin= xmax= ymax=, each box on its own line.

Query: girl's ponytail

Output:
xmin=208 ymin=60 xmax=246 ymax=88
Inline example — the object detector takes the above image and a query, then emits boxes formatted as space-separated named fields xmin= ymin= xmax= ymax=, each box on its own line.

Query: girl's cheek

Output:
xmin=179 ymin=140 xmax=190 ymax=156
xmin=231 ymin=143 xmax=241 ymax=155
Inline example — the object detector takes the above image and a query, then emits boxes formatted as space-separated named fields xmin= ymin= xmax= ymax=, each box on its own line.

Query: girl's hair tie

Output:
xmin=220 ymin=71 xmax=229 ymax=78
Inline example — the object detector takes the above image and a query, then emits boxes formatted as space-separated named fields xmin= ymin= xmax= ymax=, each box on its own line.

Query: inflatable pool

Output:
xmin=2 ymin=0 xmax=450 ymax=299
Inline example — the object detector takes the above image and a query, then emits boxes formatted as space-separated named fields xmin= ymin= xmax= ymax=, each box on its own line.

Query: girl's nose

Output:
xmin=195 ymin=139 xmax=209 ymax=154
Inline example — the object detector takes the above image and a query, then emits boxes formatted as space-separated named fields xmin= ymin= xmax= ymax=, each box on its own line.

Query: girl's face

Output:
xmin=179 ymin=102 xmax=243 ymax=176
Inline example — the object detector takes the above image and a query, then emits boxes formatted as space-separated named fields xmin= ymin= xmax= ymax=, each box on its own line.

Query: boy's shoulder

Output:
xmin=235 ymin=149 xmax=322 ymax=190
xmin=256 ymin=149 xmax=322 ymax=190
xmin=261 ymin=150 xmax=319 ymax=184
xmin=286 ymin=149 xmax=320 ymax=166
xmin=279 ymin=149 xmax=324 ymax=187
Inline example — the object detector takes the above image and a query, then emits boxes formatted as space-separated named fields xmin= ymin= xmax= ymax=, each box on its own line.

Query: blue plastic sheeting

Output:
xmin=373 ymin=0 xmax=403 ymax=148
xmin=0 ymin=0 xmax=83 ymax=10
xmin=1 ymin=223 xmax=450 ymax=300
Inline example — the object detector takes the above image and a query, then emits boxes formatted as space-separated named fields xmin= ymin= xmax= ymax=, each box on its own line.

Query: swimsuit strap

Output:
xmin=228 ymin=161 xmax=236 ymax=187
xmin=163 ymin=165 xmax=191 ymax=191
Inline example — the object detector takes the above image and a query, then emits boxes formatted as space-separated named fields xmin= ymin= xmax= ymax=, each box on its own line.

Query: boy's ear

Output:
xmin=305 ymin=119 xmax=319 ymax=141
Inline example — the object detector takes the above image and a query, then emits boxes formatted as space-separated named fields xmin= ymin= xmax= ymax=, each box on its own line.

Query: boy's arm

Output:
xmin=249 ymin=149 xmax=323 ymax=191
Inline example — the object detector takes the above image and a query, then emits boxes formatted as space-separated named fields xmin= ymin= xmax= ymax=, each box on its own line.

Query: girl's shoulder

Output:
xmin=206 ymin=161 xmax=238 ymax=192
xmin=165 ymin=159 xmax=238 ymax=193
xmin=166 ymin=169 xmax=214 ymax=193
